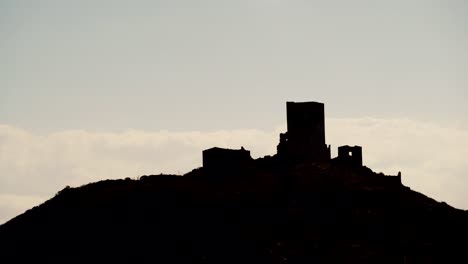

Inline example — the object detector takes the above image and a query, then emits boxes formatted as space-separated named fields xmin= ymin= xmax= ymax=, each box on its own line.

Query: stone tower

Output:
xmin=277 ymin=101 xmax=330 ymax=162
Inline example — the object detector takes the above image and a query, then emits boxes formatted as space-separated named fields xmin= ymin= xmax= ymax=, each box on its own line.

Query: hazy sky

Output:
xmin=1 ymin=0 xmax=467 ymax=223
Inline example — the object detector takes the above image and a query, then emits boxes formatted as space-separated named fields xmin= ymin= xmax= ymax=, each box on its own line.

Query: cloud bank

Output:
xmin=1 ymin=118 xmax=467 ymax=223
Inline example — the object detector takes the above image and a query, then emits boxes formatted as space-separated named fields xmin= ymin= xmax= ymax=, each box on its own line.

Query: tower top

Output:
xmin=286 ymin=101 xmax=324 ymax=105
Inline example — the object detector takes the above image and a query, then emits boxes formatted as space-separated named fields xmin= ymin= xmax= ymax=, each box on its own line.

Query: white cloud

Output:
xmin=1 ymin=118 xmax=467 ymax=224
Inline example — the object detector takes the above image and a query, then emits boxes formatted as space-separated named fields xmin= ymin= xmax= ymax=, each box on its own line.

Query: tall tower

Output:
xmin=277 ymin=101 xmax=330 ymax=162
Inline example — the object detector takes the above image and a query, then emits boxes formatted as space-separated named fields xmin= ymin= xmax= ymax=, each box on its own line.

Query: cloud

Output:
xmin=1 ymin=118 xmax=467 ymax=224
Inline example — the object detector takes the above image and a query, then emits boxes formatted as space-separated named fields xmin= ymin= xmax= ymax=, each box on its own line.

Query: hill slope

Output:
xmin=1 ymin=160 xmax=467 ymax=263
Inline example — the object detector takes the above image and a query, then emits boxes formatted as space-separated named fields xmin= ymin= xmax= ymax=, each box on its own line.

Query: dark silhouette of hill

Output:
xmin=1 ymin=101 xmax=467 ymax=263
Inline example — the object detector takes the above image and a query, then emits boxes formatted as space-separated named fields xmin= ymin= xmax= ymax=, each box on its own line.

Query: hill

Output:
xmin=1 ymin=101 xmax=467 ymax=263
xmin=1 ymin=160 xmax=467 ymax=263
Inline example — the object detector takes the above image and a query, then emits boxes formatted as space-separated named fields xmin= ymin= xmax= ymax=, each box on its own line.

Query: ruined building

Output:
xmin=203 ymin=147 xmax=252 ymax=173
xmin=334 ymin=145 xmax=363 ymax=168
xmin=203 ymin=101 xmax=364 ymax=170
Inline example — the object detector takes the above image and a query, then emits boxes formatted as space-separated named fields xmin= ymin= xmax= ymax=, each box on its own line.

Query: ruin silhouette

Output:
xmin=277 ymin=101 xmax=330 ymax=162
xmin=203 ymin=101 xmax=399 ymax=183
xmin=203 ymin=101 xmax=332 ymax=167
xmin=203 ymin=101 xmax=362 ymax=167
xmin=203 ymin=147 xmax=252 ymax=174
xmin=0 ymin=101 xmax=467 ymax=263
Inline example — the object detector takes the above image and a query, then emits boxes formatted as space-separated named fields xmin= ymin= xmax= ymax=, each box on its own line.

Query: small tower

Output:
xmin=335 ymin=145 xmax=363 ymax=167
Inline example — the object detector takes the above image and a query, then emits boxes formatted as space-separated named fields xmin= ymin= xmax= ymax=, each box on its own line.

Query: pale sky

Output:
xmin=1 ymin=0 xmax=467 ymax=223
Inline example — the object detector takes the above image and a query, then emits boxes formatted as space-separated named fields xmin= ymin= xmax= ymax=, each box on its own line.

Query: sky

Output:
xmin=1 ymin=0 xmax=467 ymax=224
